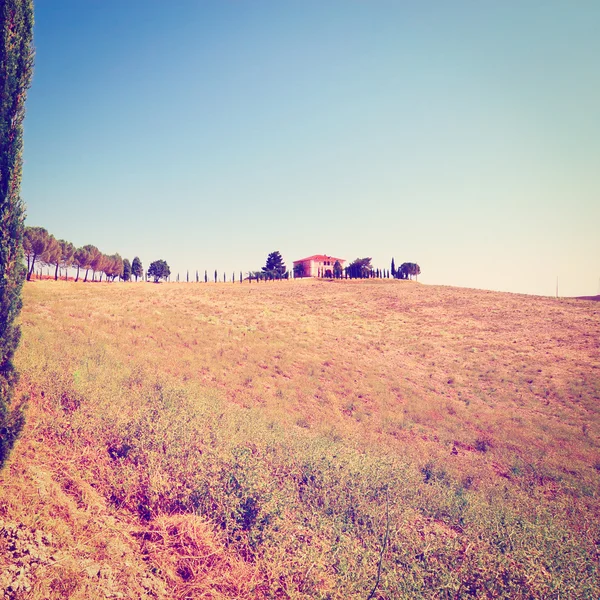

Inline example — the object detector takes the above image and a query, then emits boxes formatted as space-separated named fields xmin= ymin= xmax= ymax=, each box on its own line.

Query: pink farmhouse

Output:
xmin=293 ymin=254 xmax=346 ymax=278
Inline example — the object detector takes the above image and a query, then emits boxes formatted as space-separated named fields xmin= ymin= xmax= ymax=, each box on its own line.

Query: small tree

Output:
xmin=122 ymin=258 xmax=131 ymax=281
xmin=240 ymin=271 xmax=242 ymax=284
xmin=391 ymin=258 xmax=396 ymax=278
xmin=147 ymin=259 xmax=171 ymax=283
xmin=333 ymin=261 xmax=342 ymax=279
xmin=294 ymin=262 xmax=305 ymax=278
xmin=204 ymin=270 xmax=207 ymax=283
xmin=214 ymin=269 xmax=217 ymax=283
xmin=131 ymin=256 xmax=143 ymax=282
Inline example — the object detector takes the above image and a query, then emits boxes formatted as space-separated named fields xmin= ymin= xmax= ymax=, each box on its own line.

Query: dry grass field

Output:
xmin=1 ymin=279 xmax=599 ymax=598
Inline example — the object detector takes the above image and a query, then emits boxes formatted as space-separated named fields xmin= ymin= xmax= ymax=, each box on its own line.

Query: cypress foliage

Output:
xmin=0 ymin=0 xmax=34 ymax=469
xmin=204 ymin=270 xmax=207 ymax=283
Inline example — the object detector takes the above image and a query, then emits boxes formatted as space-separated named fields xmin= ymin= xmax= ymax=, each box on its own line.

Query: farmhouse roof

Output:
xmin=293 ymin=254 xmax=345 ymax=263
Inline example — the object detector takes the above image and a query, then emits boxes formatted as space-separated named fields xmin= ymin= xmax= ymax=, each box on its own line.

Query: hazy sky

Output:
xmin=22 ymin=1 xmax=599 ymax=296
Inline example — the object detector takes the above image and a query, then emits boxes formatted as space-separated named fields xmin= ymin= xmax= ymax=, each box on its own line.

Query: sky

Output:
xmin=21 ymin=1 xmax=600 ymax=297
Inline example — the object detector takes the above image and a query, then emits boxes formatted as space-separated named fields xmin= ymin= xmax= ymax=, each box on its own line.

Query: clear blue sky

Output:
xmin=22 ymin=1 xmax=600 ymax=296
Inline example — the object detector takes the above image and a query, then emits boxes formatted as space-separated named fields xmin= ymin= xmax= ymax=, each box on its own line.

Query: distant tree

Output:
xmin=186 ymin=270 xmax=189 ymax=283
xmin=79 ymin=245 xmax=99 ymax=282
xmin=333 ymin=261 xmax=342 ymax=279
xmin=42 ymin=235 xmax=60 ymax=280
xmin=391 ymin=258 xmax=396 ymax=278
xmin=347 ymin=258 xmax=372 ymax=279
xmin=397 ymin=262 xmax=420 ymax=280
xmin=223 ymin=272 xmax=226 ymax=283
xmin=103 ymin=254 xmax=123 ymax=282
xmin=0 ymin=0 xmax=34 ymax=469
xmin=55 ymin=239 xmax=74 ymax=281
xmin=147 ymin=259 xmax=171 ymax=283
xmin=23 ymin=226 xmax=52 ymax=281
xmin=240 ymin=271 xmax=242 ymax=284
xmin=262 ymin=251 xmax=286 ymax=279
xmin=293 ymin=262 xmax=305 ymax=278
xmin=122 ymin=258 xmax=131 ymax=281
xmin=214 ymin=269 xmax=217 ymax=283
xmin=204 ymin=270 xmax=207 ymax=283
xmin=131 ymin=256 xmax=143 ymax=282
xmin=177 ymin=273 xmax=180 ymax=282
xmin=196 ymin=270 xmax=199 ymax=283
xmin=73 ymin=247 xmax=87 ymax=282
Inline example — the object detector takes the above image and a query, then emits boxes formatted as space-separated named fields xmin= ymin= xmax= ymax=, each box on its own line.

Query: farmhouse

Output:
xmin=293 ymin=254 xmax=346 ymax=278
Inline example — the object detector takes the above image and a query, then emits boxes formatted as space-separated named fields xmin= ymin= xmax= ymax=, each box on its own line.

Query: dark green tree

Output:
xmin=214 ymin=269 xmax=217 ymax=283
xmin=391 ymin=258 xmax=396 ymax=278
xmin=262 ymin=251 xmax=286 ymax=279
xmin=347 ymin=258 xmax=372 ymax=279
xmin=204 ymin=270 xmax=207 ymax=283
xmin=131 ymin=256 xmax=143 ymax=281
xmin=239 ymin=271 xmax=242 ymax=284
xmin=147 ymin=259 xmax=170 ymax=283
xmin=0 ymin=0 xmax=34 ymax=469
xmin=333 ymin=260 xmax=342 ymax=279
xmin=122 ymin=258 xmax=131 ymax=281
xmin=196 ymin=270 xmax=199 ymax=283
xmin=293 ymin=262 xmax=305 ymax=278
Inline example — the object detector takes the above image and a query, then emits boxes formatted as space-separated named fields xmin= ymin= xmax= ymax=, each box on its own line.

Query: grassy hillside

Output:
xmin=1 ymin=279 xmax=599 ymax=598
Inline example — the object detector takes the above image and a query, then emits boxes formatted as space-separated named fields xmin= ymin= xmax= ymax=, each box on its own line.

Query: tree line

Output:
xmin=23 ymin=226 xmax=144 ymax=282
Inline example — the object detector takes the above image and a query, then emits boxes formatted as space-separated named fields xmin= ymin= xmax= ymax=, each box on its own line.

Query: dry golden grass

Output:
xmin=1 ymin=278 xmax=599 ymax=598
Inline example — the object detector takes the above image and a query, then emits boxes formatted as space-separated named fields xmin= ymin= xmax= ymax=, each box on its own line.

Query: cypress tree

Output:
xmin=131 ymin=256 xmax=143 ymax=281
xmin=204 ymin=270 xmax=207 ymax=283
xmin=214 ymin=269 xmax=217 ymax=283
xmin=240 ymin=271 xmax=242 ymax=284
xmin=0 ymin=0 xmax=34 ymax=469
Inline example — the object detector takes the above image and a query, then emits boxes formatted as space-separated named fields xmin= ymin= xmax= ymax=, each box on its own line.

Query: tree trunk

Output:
xmin=75 ymin=265 xmax=80 ymax=282
xmin=84 ymin=268 xmax=89 ymax=282
xmin=27 ymin=253 xmax=37 ymax=281
xmin=54 ymin=262 xmax=59 ymax=280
